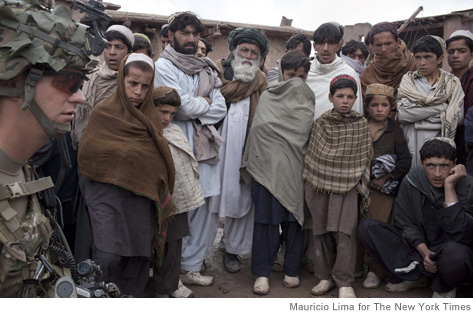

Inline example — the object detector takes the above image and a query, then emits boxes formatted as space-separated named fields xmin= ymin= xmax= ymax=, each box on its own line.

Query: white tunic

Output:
xmin=210 ymin=97 xmax=253 ymax=219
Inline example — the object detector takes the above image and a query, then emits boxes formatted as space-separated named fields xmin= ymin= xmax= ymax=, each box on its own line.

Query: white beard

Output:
xmin=231 ymin=53 xmax=260 ymax=82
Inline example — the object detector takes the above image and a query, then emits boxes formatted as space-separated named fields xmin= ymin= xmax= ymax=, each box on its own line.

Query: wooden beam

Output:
xmin=398 ymin=6 xmax=423 ymax=34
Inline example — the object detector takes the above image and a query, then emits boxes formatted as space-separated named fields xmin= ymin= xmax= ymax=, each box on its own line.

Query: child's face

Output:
xmin=329 ymin=87 xmax=357 ymax=115
xmin=414 ymin=51 xmax=443 ymax=78
xmin=155 ymin=104 xmax=178 ymax=128
xmin=368 ymin=95 xmax=392 ymax=123
xmin=282 ymin=66 xmax=307 ymax=81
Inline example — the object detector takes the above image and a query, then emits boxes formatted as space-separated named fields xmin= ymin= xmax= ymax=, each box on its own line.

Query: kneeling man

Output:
xmin=358 ymin=138 xmax=473 ymax=298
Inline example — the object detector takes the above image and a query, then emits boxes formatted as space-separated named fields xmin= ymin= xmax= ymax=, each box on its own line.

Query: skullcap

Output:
xmin=125 ymin=53 xmax=154 ymax=71
xmin=330 ymin=74 xmax=357 ymax=88
xmin=106 ymin=25 xmax=135 ymax=48
xmin=366 ymin=83 xmax=395 ymax=98
xmin=449 ymin=30 xmax=473 ymax=42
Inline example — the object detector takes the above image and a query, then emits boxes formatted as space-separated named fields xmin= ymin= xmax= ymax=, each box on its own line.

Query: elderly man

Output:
xmin=155 ymin=12 xmax=226 ymax=287
xmin=209 ymin=28 xmax=269 ymax=273
xmin=360 ymin=22 xmax=416 ymax=97
xmin=358 ymin=138 xmax=473 ymax=298
xmin=306 ymin=22 xmax=363 ymax=120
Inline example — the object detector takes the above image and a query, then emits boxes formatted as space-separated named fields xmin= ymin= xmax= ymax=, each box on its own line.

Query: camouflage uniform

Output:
xmin=0 ymin=0 xmax=104 ymax=297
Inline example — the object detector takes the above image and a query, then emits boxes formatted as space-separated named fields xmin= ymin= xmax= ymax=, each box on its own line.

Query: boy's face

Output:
xmin=421 ymin=156 xmax=454 ymax=188
xmin=415 ymin=51 xmax=443 ymax=78
xmin=447 ymin=39 xmax=473 ymax=72
xmin=313 ymin=41 xmax=341 ymax=64
xmin=104 ymin=39 xmax=129 ymax=71
xmin=196 ymin=40 xmax=207 ymax=58
xmin=155 ymin=104 xmax=178 ymax=128
xmin=367 ymin=95 xmax=392 ymax=123
xmin=329 ymin=87 xmax=357 ymax=115
xmin=347 ymin=48 xmax=366 ymax=65
xmin=282 ymin=66 xmax=308 ymax=81
xmin=124 ymin=67 xmax=153 ymax=107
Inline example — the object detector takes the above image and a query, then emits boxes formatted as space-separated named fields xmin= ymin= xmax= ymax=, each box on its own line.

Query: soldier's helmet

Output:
xmin=0 ymin=0 xmax=100 ymax=81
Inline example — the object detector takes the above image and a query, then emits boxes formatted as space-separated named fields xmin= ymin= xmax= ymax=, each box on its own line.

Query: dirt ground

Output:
xmin=186 ymin=229 xmax=473 ymax=299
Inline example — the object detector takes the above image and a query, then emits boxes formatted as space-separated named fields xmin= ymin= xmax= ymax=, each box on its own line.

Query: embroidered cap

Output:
xmin=330 ymin=74 xmax=357 ymax=88
xmin=366 ymin=83 xmax=394 ymax=98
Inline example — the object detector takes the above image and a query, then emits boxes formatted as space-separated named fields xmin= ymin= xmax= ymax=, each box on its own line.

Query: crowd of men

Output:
xmin=1 ymin=2 xmax=473 ymax=299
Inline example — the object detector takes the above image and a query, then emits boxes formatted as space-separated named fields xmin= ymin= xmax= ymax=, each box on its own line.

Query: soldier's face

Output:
xmin=34 ymin=70 xmax=85 ymax=134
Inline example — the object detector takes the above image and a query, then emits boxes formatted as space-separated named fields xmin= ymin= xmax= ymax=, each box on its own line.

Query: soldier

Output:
xmin=0 ymin=0 xmax=105 ymax=297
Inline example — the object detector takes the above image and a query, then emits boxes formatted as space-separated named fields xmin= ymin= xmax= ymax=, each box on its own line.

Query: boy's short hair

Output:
xmin=133 ymin=34 xmax=153 ymax=57
xmin=105 ymin=30 xmax=135 ymax=53
xmin=280 ymin=50 xmax=311 ymax=74
xmin=285 ymin=34 xmax=312 ymax=57
xmin=153 ymin=86 xmax=181 ymax=107
xmin=342 ymin=40 xmax=369 ymax=59
xmin=313 ymin=22 xmax=342 ymax=45
xmin=420 ymin=138 xmax=456 ymax=162
xmin=412 ymin=35 xmax=444 ymax=58
xmin=168 ymin=12 xmax=204 ymax=34
xmin=329 ymin=74 xmax=357 ymax=95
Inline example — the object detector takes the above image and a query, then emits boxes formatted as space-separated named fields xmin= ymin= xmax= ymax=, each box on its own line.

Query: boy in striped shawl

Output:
xmin=303 ymin=74 xmax=373 ymax=298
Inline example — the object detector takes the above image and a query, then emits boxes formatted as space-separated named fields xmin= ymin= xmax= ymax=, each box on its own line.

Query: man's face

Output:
xmin=447 ymin=39 xmax=473 ymax=73
xmin=282 ymin=66 xmax=307 ymax=81
xmin=161 ymin=36 xmax=171 ymax=50
xmin=231 ymin=43 xmax=261 ymax=82
xmin=104 ymin=39 xmax=129 ymax=71
xmin=155 ymin=104 xmax=178 ymax=128
xmin=372 ymin=31 xmax=400 ymax=56
xmin=35 ymin=69 xmax=86 ymax=135
xmin=313 ymin=41 xmax=341 ymax=64
xmin=124 ymin=66 xmax=153 ymax=107
xmin=196 ymin=40 xmax=207 ymax=58
xmin=347 ymin=48 xmax=366 ymax=65
xmin=415 ymin=52 xmax=442 ymax=78
xmin=170 ymin=25 xmax=199 ymax=55
xmin=422 ymin=157 xmax=455 ymax=188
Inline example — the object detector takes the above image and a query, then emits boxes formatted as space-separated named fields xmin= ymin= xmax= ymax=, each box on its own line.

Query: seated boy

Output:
xmin=397 ymin=35 xmax=464 ymax=168
xmin=241 ymin=50 xmax=315 ymax=295
xmin=358 ymin=138 xmax=473 ymax=298
xmin=152 ymin=86 xmax=205 ymax=298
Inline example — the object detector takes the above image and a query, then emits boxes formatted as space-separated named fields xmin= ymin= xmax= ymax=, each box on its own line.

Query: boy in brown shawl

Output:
xmin=303 ymin=74 xmax=373 ymax=298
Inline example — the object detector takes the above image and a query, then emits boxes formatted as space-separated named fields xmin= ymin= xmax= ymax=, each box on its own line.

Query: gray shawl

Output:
xmin=241 ymin=78 xmax=315 ymax=226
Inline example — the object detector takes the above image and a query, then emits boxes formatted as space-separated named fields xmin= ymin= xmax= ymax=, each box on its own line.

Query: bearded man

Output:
xmin=210 ymin=28 xmax=269 ymax=273
xmin=155 ymin=12 xmax=227 ymax=288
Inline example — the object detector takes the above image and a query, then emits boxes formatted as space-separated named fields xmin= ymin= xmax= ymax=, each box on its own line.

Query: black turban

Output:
xmin=222 ymin=28 xmax=270 ymax=80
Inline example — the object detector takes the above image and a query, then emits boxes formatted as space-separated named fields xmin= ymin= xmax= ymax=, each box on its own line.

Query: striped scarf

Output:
xmin=303 ymin=110 xmax=373 ymax=216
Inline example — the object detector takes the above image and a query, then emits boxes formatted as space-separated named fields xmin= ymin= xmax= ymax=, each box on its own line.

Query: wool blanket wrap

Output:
xmin=78 ymin=55 xmax=175 ymax=263
xmin=397 ymin=69 xmax=464 ymax=140
xmin=303 ymin=110 xmax=373 ymax=217
xmin=241 ymin=78 xmax=315 ymax=226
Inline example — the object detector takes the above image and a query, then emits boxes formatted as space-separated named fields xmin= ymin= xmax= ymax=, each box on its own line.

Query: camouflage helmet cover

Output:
xmin=0 ymin=0 xmax=99 ymax=81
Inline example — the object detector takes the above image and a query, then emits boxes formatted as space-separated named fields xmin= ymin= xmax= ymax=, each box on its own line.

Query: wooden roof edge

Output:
xmin=391 ymin=8 xmax=473 ymax=25
xmin=103 ymin=10 xmax=313 ymax=37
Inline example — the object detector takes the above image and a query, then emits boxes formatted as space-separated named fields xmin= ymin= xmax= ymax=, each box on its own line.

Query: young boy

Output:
xmin=358 ymin=138 xmax=473 ymax=298
xmin=152 ymin=86 xmax=205 ymax=298
xmin=362 ymin=83 xmax=411 ymax=289
xmin=397 ymin=35 xmax=465 ymax=168
xmin=303 ymin=74 xmax=373 ymax=298
xmin=241 ymin=50 xmax=314 ymax=295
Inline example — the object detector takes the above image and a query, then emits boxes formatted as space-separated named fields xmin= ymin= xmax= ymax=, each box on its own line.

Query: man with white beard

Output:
xmin=212 ymin=28 xmax=269 ymax=273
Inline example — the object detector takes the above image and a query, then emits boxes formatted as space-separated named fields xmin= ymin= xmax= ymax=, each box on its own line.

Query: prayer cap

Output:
xmin=330 ymin=74 xmax=357 ymax=88
xmin=106 ymin=25 xmax=135 ymax=48
xmin=153 ymin=86 xmax=175 ymax=101
xmin=134 ymin=33 xmax=151 ymax=45
xmin=366 ymin=83 xmax=394 ymax=98
xmin=125 ymin=53 xmax=154 ymax=70
xmin=425 ymin=137 xmax=456 ymax=149
xmin=449 ymin=30 xmax=473 ymax=42
xmin=228 ymin=28 xmax=270 ymax=58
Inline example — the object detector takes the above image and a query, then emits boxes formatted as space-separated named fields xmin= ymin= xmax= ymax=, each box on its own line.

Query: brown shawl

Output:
xmin=360 ymin=40 xmax=416 ymax=97
xmin=216 ymin=59 xmax=267 ymax=147
xmin=303 ymin=110 xmax=373 ymax=216
xmin=78 ymin=55 xmax=175 ymax=262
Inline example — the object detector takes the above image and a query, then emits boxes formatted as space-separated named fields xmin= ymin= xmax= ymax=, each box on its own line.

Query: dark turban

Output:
xmin=228 ymin=27 xmax=270 ymax=58
xmin=222 ymin=28 xmax=270 ymax=80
